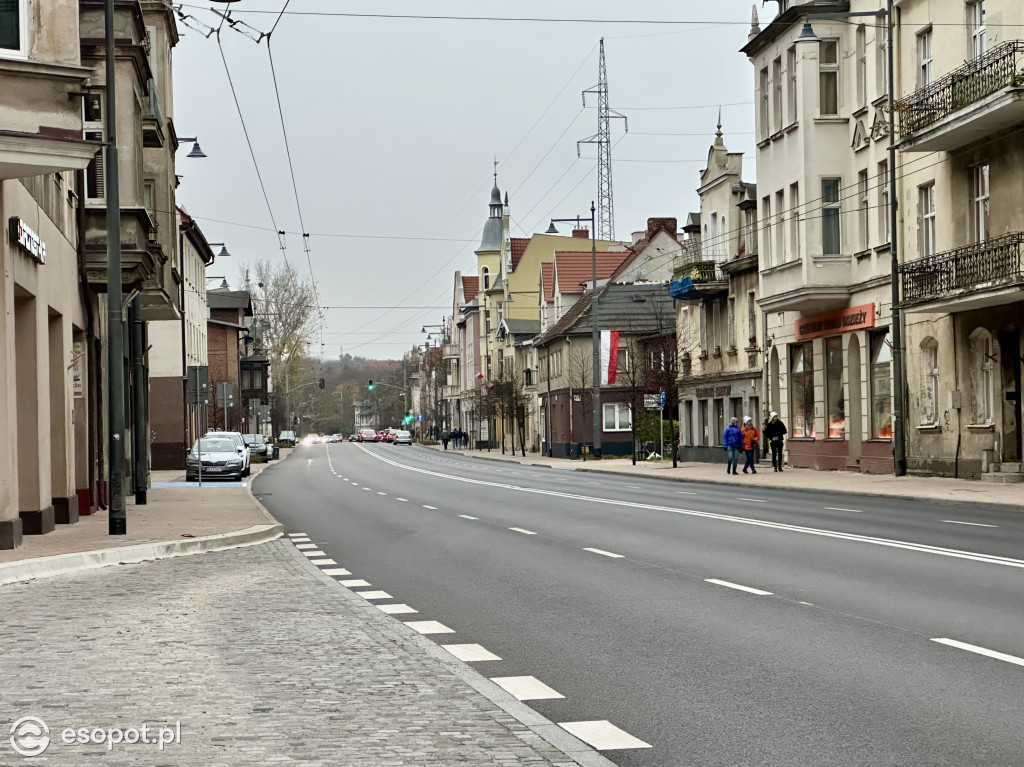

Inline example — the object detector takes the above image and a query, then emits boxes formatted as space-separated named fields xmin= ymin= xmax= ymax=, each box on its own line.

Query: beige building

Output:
xmin=742 ymin=0 xmax=899 ymax=473
xmin=894 ymin=0 xmax=1024 ymax=481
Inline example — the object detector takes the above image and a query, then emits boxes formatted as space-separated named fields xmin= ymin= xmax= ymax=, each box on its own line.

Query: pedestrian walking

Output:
xmin=765 ymin=411 xmax=787 ymax=472
xmin=441 ymin=431 xmax=449 ymax=450
xmin=741 ymin=416 xmax=759 ymax=474
xmin=454 ymin=428 xmax=464 ymax=449
xmin=722 ymin=417 xmax=743 ymax=475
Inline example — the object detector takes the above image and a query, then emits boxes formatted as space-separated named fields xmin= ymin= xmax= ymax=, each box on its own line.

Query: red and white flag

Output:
xmin=600 ymin=330 xmax=619 ymax=384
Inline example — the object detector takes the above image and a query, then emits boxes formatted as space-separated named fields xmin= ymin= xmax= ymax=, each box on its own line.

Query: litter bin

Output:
xmin=272 ymin=445 xmax=280 ymax=460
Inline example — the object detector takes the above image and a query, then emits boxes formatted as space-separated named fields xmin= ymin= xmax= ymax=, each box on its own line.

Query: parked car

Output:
xmin=242 ymin=433 xmax=268 ymax=457
xmin=278 ymin=430 xmax=296 ymax=446
xmin=186 ymin=437 xmax=245 ymax=481
xmin=205 ymin=431 xmax=251 ymax=476
xmin=357 ymin=428 xmax=377 ymax=442
xmin=393 ymin=430 xmax=412 ymax=445
xmin=348 ymin=433 xmax=358 ymax=443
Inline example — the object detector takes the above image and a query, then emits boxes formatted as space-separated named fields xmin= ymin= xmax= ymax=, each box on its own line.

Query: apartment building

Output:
xmin=742 ymin=0 xmax=898 ymax=473
xmin=894 ymin=0 xmax=1023 ymax=481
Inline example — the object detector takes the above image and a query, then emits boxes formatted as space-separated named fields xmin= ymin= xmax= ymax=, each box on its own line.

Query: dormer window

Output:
xmin=481 ymin=266 xmax=490 ymax=290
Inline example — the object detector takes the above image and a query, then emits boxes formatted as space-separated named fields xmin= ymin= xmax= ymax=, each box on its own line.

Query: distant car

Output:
xmin=205 ymin=431 xmax=251 ymax=476
xmin=186 ymin=437 xmax=244 ymax=481
xmin=279 ymin=430 xmax=296 ymax=446
xmin=242 ymin=433 xmax=268 ymax=457
xmin=358 ymin=428 xmax=377 ymax=443
xmin=348 ymin=433 xmax=358 ymax=443
xmin=393 ymin=430 xmax=412 ymax=445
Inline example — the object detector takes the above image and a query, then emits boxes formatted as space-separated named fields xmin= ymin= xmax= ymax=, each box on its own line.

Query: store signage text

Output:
xmin=9 ymin=217 xmax=46 ymax=265
xmin=695 ymin=385 xmax=732 ymax=399
xmin=794 ymin=303 xmax=874 ymax=341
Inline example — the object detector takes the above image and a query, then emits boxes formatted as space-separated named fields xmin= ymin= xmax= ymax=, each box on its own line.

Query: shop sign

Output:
xmin=72 ymin=341 xmax=85 ymax=399
xmin=794 ymin=303 xmax=874 ymax=341
xmin=8 ymin=217 xmax=46 ymax=265
xmin=695 ymin=385 xmax=732 ymax=399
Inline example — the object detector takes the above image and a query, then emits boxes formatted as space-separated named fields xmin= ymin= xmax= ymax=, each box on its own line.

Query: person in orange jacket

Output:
xmin=741 ymin=416 xmax=759 ymax=474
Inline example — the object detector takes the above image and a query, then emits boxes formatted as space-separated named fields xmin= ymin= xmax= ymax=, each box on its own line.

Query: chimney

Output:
xmin=572 ymin=229 xmax=590 ymax=239
xmin=647 ymin=218 xmax=678 ymax=237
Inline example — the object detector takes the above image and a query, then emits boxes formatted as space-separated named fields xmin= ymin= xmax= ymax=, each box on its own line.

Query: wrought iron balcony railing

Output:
xmin=672 ymin=252 xmax=727 ymax=284
xmin=899 ymin=231 xmax=1024 ymax=306
xmin=895 ymin=41 xmax=1024 ymax=138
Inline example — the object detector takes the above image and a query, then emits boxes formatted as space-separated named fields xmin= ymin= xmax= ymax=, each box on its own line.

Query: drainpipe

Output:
xmin=130 ymin=296 xmax=147 ymax=504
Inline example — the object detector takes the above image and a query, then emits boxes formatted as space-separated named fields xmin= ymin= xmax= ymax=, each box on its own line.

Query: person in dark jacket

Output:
xmin=765 ymin=411 xmax=787 ymax=471
xmin=722 ymin=417 xmax=743 ymax=475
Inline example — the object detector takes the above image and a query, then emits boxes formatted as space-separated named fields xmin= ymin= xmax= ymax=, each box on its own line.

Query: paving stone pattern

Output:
xmin=0 ymin=541 xmax=580 ymax=766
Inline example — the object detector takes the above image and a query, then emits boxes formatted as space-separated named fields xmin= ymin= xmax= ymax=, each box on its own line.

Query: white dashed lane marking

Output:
xmin=294 ymin=543 xmax=318 ymax=550
xmin=356 ymin=590 xmax=392 ymax=600
xmin=490 ymin=676 xmax=564 ymax=701
xmin=458 ymin=514 xmax=479 ymax=520
xmin=377 ymin=491 xmax=387 ymax=495
xmin=396 ymin=498 xmax=409 ymax=502
xmin=287 ymin=533 xmax=307 ymax=537
xmin=942 ymin=520 xmax=998 ymax=528
xmin=705 ymin=578 xmax=773 ymax=596
xmin=404 ymin=620 xmax=456 ymax=635
xmin=826 ymin=507 xmax=864 ymax=513
xmin=583 ymin=547 xmax=624 ymax=558
xmin=559 ymin=721 xmax=651 ymax=751
xmin=423 ymin=505 xmax=438 ymax=510
xmin=932 ymin=638 xmax=1024 ymax=667
xmin=339 ymin=579 xmax=371 ymax=588
xmin=308 ymin=558 xmax=338 ymax=566
xmin=321 ymin=568 xmax=351 ymax=576
xmin=443 ymin=644 xmax=501 ymax=662
xmin=302 ymin=550 xmax=326 ymax=558
xmin=509 ymin=527 xmax=537 ymax=535
xmin=377 ymin=603 xmax=418 ymax=615
xmin=737 ymin=497 xmax=766 ymax=503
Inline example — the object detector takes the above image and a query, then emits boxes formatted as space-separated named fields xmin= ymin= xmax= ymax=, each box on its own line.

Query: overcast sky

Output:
xmin=173 ymin=1 xmax=759 ymax=361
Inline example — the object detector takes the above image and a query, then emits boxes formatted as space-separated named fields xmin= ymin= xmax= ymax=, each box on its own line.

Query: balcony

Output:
xmin=668 ymin=252 xmax=728 ymax=302
xmin=900 ymin=232 xmax=1024 ymax=313
xmin=443 ymin=343 xmax=459 ymax=359
xmin=81 ymin=207 xmax=160 ymax=290
xmin=896 ymin=41 xmax=1024 ymax=152
xmin=442 ymin=384 xmax=461 ymax=400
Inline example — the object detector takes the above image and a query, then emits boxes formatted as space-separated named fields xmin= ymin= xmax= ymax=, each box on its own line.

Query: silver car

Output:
xmin=393 ymin=430 xmax=412 ymax=445
xmin=205 ymin=431 xmax=251 ymax=476
xmin=186 ymin=438 xmax=245 ymax=481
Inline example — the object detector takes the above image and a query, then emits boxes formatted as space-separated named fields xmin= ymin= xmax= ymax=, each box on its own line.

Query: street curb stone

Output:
xmin=281 ymin=539 xmax=621 ymax=767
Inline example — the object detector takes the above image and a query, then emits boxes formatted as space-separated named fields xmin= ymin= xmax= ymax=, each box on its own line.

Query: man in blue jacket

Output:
xmin=723 ymin=416 xmax=743 ymax=476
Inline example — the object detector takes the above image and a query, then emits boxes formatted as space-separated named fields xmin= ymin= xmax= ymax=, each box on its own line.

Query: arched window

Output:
xmin=481 ymin=266 xmax=490 ymax=291
xmin=919 ymin=337 xmax=939 ymax=426
xmin=969 ymin=328 xmax=994 ymax=424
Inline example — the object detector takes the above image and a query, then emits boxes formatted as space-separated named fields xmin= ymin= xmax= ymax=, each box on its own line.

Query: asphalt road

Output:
xmin=254 ymin=442 xmax=1024 ymax=767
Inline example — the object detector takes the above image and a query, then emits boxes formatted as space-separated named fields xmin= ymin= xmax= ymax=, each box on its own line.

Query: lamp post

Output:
xmin=547 ymin=202 xmax=601 ymax=458
xmin=796 ymin=2 xmax=905 ymax=476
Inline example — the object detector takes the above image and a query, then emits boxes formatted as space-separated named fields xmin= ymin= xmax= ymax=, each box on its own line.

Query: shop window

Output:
xmin=825 ymin=337 xmax=845 ymax=438
xmin=969 ymin=328 xmax=994 ymax=425
xmin=870 ymin=329 xmax=893 ymax=438
xmin=920 ymin=337 xmax=939 ymax=426
xmin=790 ymin=342 xmax=815 ymax=437
xmin=603 ymin=402 xmax=631 ymax=432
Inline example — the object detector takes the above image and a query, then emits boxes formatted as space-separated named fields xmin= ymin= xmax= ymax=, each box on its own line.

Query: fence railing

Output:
xmin=895 ymin=41 xmax=1024 ymax=138
xmin=672 ymin=250 xmax=728 ymax=284
xmin=899 ymin=231 xmax=1024 ymax=306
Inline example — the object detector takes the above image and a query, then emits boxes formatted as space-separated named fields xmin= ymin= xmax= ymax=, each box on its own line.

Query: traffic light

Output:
xmin=367 ymin=379 xmax=374 ymax=391
xmin=403 ymin=411 xmax=412 ymax=425
xmin=318 ymin=378 xmax=325 ymax=390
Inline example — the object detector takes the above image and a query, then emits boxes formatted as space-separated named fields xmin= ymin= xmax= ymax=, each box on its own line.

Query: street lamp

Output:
xmin=797 ymin=4 xmax=905 ymax=476
xmin=208 ymin=242 xmax=231 ymax=259
xmin=177 ymin=136 xmax=207 ymax=159
xmin=547 ymin=202 xmax=601 ymax=458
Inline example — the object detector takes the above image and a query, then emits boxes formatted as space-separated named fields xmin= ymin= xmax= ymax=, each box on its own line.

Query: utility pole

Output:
xmin=579 ymin=38 xmax=627 ymax=241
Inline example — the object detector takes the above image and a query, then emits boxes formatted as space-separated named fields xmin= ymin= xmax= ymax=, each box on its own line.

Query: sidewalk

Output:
xmin=432 ymin=444 xmax=1024 ymax=510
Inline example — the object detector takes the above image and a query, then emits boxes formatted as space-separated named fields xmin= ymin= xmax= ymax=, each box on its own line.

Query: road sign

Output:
xmin=186 ymin=365 xmax=209 ymax=405
xmin=644 ymin=394 xmax=660 ymax=410
xmin=217 ymin=382 xmax=235 ymax=407
xmin=659 ymin=388 xmax=666 ymax=408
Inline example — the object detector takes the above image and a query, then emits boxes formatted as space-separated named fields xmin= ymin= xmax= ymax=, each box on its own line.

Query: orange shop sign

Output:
xmin=794 ymin=303 xmax=874 ymax=341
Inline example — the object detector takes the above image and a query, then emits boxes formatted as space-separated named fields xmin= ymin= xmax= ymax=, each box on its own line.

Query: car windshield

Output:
xmin=192 ymin=439 xmax=235 ymax=453
xmin=243 ymin=434 xmax=265 ymax=444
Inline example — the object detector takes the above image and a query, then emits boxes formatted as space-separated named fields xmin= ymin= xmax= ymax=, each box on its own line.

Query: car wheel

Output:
xmin=186 ymin=473 xmax=196 ymax=482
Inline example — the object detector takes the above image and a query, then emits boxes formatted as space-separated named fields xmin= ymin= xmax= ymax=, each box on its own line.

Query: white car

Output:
xmin=205 ymin=431 xmax=251 ymax=476
xmin=186 ymin=437 xmax=245 ymax=481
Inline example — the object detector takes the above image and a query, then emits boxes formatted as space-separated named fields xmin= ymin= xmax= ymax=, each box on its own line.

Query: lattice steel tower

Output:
xmin=578 ymin=38 xmax=627 ymax=241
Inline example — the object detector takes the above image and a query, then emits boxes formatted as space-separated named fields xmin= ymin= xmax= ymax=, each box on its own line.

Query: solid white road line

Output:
xmin=442 ymin=644 xmax=502 ymax=662
xmin=308 ymin=558 xmax=338 ymax=566
xmin=509 ymin=527 xmax=537 ymax=535
xmin=932 ymin=638 xmax=1024 ymax=667
xmin=294 ymin=543 xmax=318 ymax=550
xmin=559 ymin=721 xmax=651 ymax=751
xmin=356 ymin=590 xmax=392 ymax=600
xmin=705 ymin=578 xmax=773 ymax=596
xmin=404 ymin=620 xmax=456 ymax=635
xmin=583 ymin=547 xmax=625 ymax=558
xmin=458 ymin=514 xmax=479 ymax=520
xmin=826 ymin=507 xmax=864 ymax=513
xmin=339 ymin=579 xmax=371 ymax=588
xmin=377 ymin=603 xmax=418 ymax=615
xmin=737 ymin=497 xmax=766 ymax=503
xmin=423 ymin=505 xmax=438 ymax=510
xmin=490 ymin=676 xmax=564 ymax=701
xmin=321 ymin=568 xmax=351 ymax=576
xmin=942 ymin=520 xmax=998 ymax=528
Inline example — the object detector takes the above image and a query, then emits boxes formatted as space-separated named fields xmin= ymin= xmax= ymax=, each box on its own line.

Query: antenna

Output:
xmin=578 ymin=38 xmax=627 ymax=241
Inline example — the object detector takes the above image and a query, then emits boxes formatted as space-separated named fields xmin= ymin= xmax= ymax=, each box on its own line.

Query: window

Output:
xmin=747 ymin=291 xmax=757 ymax=346
xmin=0 ymin=0 xmax=26 ymax=56
xmin=878 ymin=160 xmax=891 ymax=244
xmin=825 ymin=337 xmax=845 ymax=438
xmin=856 ymin=25 xmax=867 ymax=108
xmin=616 ymin=347 xmax=630 ymax=374
xmin=727 ymin=296 xmax=736 ymax=349
xmin=773 ymin=57 xmax=783 ymax=134
xmin=744 ymin=208 xmax=757 ymax=256
xmin=787 ymin=46 xmax=798 ymax=124
xmin=870 ymin=329 xmax=892 ymax=438
xmin=858 ymin=170 xmax=869 ymax=251
xmin=969 ymin=328 xmax=994 ymax=424
xmin=790 ymin=342 xmax=815 ymax=438
xmin=819 ymin=39 xmax=839 ymax=116
xmin=920 ymin=337 xmax=939 ymax=426
xmin=968 ymin=0 xmax=986 ymax=59
xmin=775 ymin=190 xmax=785 ymax=260
xmin=919 ymin=183 xmax=936 ymax=258
xmin=481 ymin=266 xmax=490 ymax=291
xmin=876 ymin=23 xmax=889 ymax=96
xmin=699 ymin=302 xmax=708 ymax=351
xmin=822 ymin=177 xmax=841 ymax=255
xmin=789 ymin=183 xmax=800 ymax=260
xmin=603 ymin=402 xmax=631 ymax=432
xmin=762 ymin=196 xmax=772 ymax=266
xmin=972 ymin=164 xmax=989 ymax=243
xmin=84 ymin=92 xmax=106 ymax=204
xmin=917 ymin=28 xmax=933 ymax=87
xmin=759 ymin=67 xmax=770 ymax=138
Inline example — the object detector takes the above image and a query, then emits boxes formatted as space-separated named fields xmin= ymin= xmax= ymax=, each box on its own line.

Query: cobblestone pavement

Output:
xmin=0 ymin=541 xmax=591 ymax=766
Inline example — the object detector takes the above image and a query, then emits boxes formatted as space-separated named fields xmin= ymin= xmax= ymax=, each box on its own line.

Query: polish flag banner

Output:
xmin=601 ymin=330 xmax=619 ymax=384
